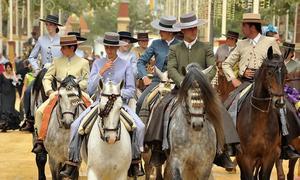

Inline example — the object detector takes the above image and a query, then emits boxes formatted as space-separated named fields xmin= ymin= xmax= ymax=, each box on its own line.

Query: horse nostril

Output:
xmin=275 ymin=99 xmax=285 ymax=108
xmin=105 ymin=136 xmax=110 ymax=143
xmin=192 ymin=122 xmax=203 ymax=131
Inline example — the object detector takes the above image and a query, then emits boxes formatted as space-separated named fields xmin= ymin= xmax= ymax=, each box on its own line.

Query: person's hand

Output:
xmin=47 ymin=90 xmax=58 ymax=98
xmin=243 ymin=68 xmax=256 ymax=79
xmin=99 ymin=61 xmax=113 ymax=76
xmin=143 ymin=76 xmax=152 ymax=86
xmin=232 ymin=78 xmax=242 ymax=88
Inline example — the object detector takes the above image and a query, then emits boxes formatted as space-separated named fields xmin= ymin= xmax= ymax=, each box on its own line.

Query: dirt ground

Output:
xmin=0 ymin=130 xmax=300 ymax=180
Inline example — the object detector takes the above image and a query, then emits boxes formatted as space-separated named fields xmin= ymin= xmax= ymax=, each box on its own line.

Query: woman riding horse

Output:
xmin=60 ymin=32 xmax=145 ymax=178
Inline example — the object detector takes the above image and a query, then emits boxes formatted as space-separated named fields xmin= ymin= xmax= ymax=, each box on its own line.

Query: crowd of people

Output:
xmin=0 ymin=10 xmax=300 ymax=179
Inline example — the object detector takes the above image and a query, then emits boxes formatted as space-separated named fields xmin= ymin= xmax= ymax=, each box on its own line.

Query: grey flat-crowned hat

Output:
xmin=151 ymin=16 xmax=180 ymax=32
xmin=40 ymin=15 xmax=62 ymax=26
xmin=96 ymin=32 xmax=128 ymax=46
xmin=173 ymin=12 xmax=207 ymax=29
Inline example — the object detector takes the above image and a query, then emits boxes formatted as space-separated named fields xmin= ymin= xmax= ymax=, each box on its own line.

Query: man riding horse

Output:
xmin=32 ymin=35 xmax=91 ymax=154
xmin=222 ymin=13 xmax=300 ymax=159
xmin=145 ymin=12 xmax=239 ymax=169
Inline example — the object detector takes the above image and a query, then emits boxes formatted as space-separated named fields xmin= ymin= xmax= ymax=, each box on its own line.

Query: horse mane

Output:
xmin=177 ymin=66 xmax=224 ymax=148
xmin=59 ymin=75 xmax=82 ymax=97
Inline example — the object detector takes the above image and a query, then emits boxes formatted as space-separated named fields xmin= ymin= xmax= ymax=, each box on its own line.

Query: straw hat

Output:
xmin=96 ymin=32 xmax=128 ymax=46
xmin=54 ymin=35 xmax=83 ymax=46
xmin=242 ymin=13 xmax=262 ymax=24
xmin=67 ymin=32 xmax=87 ymax=41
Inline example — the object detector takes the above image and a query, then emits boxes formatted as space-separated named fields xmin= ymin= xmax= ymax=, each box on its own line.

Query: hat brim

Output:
xmin=151 ymin=20 xmax=181 ymax=32
xmin=137 ymin=38 xmax=150 ymax=41
xmin=53 ymin=41 xmax=84 ymax=46
xmin=173 ymin=19 xmax=207 ymax=29
xmin=95 ymin=38 xmax=128 ymax=46
xmin=242 ymin=19 xmax=262 ymax=24
xmin=120 ymin=36 xmax=138 ymax=43
xmin=40 ymin=19 xmax=63 ymax=26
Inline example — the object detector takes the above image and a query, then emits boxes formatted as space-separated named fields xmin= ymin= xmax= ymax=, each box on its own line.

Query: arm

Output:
xmin=87 ymin=60 xmax=102 ymax=96
xmin=205 ymin=45 xmax=217 ymax=82
xmin=137 ymin=42 xmax=155 ymax=78
xmin=42 ymin=60 xmax=56 ymax=95
xmin=121 ymin=61 xmax=135 ymax=100
xmin=222 ymin=45 xmax=240 ymax=81
xmin=78 ymin=60 xmax=90 ymax=91
xmin=167 ymin=46 xmax=184 ymax=86
xmin=28 ymin=38 xmax=42 ymax=71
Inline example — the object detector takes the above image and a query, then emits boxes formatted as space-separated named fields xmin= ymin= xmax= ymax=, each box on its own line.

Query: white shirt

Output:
xmin=166 ymin=38 xmax=175 ymax=46
xmin=184 ymin=38 xmax=197 ymax=49
xmin=249 ymin=33 xmax=261 ymax=45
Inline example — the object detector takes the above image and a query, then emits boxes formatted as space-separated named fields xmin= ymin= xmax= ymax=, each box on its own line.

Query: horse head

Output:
xmin=98 ymin=80 xmax=124 ymax=144
xmin=155 ymin=66 xmax=175 ymax=97
xmin=56 ymin=75 xmax=83 ymax=129
xmin=178 ymin=64 xmax=221 ymax=132
xmin=255 ymin=46 xmax=287 ymax=108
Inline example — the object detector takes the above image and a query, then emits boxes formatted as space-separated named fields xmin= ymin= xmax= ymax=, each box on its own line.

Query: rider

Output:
xmin=60 ymin=32 xmax=145 ymax=178
xmin=136 ymin=16 xmax=180 ymax=114
xmin=67 ymin=32 xmax=87 ymax=58
xmin=21 ymin=15 xmax=63 ymax=131
xmin=222 ymin=13 xmax=300 ymax=159
xmin=32 ymin=35 xmax=91 ymax=154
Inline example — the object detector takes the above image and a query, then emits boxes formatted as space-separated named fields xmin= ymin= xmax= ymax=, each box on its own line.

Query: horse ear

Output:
xmin=155 ymin=66 xmax=163 ymax=80
xmin=201 ymin=65 xmax=214 ymax=75
xmin=267 ymin=46 xmax=273 ymax=60
xmin=119 ymin=80 xmax=124 ymax=89
xmin=99 ymin=79 xmax=103 ymax=90
xmin=182 ymin=67 xmax=187 ymax=76
xmin=52 ymin=75 xmax=62 ymax=84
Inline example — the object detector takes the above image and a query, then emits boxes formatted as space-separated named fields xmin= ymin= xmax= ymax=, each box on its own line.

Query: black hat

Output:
xmin=40 ymin=15 xmax=62 ymax=26
xmin=224 ymin=31 xmax=239 ymax=39
xmin=282 ymin=42 xmax=295 ymax=50
xmin=137 ymin=33 xmax=149 ymax=41
xmin=118 ymin=31 xmax=138 ymax=43
xmin=67 ymin=32 xmax=87 ymax=41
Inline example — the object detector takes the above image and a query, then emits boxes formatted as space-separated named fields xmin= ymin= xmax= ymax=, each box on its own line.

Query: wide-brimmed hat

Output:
xmin=54 ymin=35 xmax=83 ymax=46
xmin=223 ymin=31 xmax=239 ymax=39
xmin=173 ymin=12 xmax=207 ymax=29
xmin=67 ymin=32 xmax=87 ymax=41
xmin=151 ymin=16 xmax=180 ymax=32
xmin=242 ymin=13 xmax=262 ymax=24
xmin=40 ymin=15 xmax=62 ymax=26
xmin=136 ymin=32 xmax=149 ymax=41
xmin=96 ymin=32 xmax=128 ymax=46
xmin=282 ymin=42 xmax=295 ymax=50
xmin=118 ymin=31 xmax=138 ymax=43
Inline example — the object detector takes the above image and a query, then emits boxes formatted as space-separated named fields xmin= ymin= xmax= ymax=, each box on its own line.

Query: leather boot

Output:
xmin=20 ymin=119 xmax=34 ymax=132
xmin=32 ymin=140 xmax=45 ymax=154
xmin=214 ymin=151 xmax=235 ymax=170
xmin=281 ymin=145 xmax=300 ymax=160
xmin=60 ymin=161 xmax=78 ymax=178
xmin=150 ymin=143 xmax=166 ymax=167
xmin=128 ymin=159 xmax=145 ymax=177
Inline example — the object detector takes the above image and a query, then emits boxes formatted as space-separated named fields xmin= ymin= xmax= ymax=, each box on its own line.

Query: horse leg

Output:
xmin=237 ymin=155 xmax=254 ymax=180
xmin=35 ymin=151 xmax=47 ymax=180
xmin=48 ymin=156 xmax=60 ymax=180
xmin=275 ymin=159 xmax=285 ymax=180
xmin=259 ymin=157 xmax=277 ymax=180
xmin=287 ymin=158 xmax=298 ymax=180
xmin=156 ymin=165 xmax=163 ymax=180
xmin=165 ymin=158 xmax=182 ymax=180
xmin=142 ymin=149 xmax=153 ymax=180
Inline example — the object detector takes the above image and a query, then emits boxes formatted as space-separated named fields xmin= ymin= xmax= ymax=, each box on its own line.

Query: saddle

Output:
xmin=78 ymin=104 xmax=137 ymax=135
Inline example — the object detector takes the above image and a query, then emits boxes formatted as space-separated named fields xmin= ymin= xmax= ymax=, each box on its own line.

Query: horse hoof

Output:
xmin=225 ymin=167 xmax=236 ymax=174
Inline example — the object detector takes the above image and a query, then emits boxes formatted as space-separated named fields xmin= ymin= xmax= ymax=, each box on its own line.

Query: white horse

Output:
xmin=83 ymin=80 xmax=132 ymax=180
xmin=44 ymin=76 xmax=87 ymax=179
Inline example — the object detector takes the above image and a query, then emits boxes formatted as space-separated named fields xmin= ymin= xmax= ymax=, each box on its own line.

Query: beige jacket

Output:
xmin=43 ymin=55 xmax=90 ymax=94
xmin=222 ymin=35 xmax=281 ymax=81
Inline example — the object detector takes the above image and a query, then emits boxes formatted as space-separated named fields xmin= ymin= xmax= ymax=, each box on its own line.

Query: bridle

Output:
xmin=98 ymin=93 xmax=122 ymax=142
xmin=250 ymin=61 xmax=285 ymax=112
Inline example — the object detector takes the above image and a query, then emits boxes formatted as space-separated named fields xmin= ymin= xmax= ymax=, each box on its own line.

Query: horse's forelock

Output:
xmin=178 ymin=67 xmax=225 ymax=148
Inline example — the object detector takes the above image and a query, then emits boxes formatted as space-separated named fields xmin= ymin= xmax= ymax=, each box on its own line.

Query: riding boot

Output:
xmin=281 ymin=145 xmax=300 ymax=160
xmin=128 ymin=159 xmax=145 ymax=177
xmin=32 ymin=140 xmax=45 ymax=154
xmin=20 ymin=119 xmax=34 ymax=132
xmin=213 ymin=151 xmax=235 ymax=170
xmin=60 ymin=161 xmax=79 ymax=178
xmin=150 ymin=142 xmax=166 ymax=167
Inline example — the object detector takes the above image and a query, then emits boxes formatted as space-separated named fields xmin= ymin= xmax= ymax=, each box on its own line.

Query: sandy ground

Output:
xmin=1 ymin=131 xmax=300 ymax=179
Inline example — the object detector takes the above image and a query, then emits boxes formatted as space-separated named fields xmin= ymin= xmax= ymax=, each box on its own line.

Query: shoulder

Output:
xmin=236 ymin=39 xmax=249 ymax=46
xmin=170 ymin=42 xmax=183 ymax=51
xmin=117 ymin=56 xmax=131 ymax=66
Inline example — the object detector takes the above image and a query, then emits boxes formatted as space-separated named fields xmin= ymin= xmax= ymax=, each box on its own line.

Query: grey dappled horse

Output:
xmin=82 ymin=80 xmax=131 ymax=180
xmin=164 ymin=65 xmax=223 ymax=180
xmin=44 ymin=75 xmax=87 ymax=180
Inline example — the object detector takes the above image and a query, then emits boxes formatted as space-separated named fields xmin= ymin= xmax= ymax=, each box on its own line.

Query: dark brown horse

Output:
xmin=236 ymin=47 xmax=287 ymax=180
